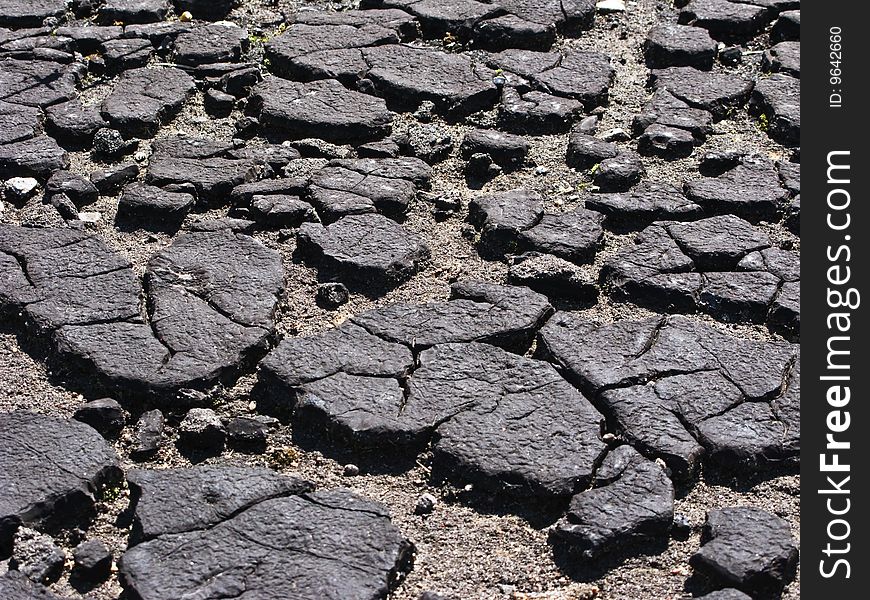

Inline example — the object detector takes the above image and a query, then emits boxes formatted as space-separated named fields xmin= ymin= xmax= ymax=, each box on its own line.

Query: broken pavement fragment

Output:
xmin=0 ymin=58 xmax=83 ymax=109
xmin=552 ymin=445 xmax=674 ymax=558
xmin=297 ymin=213 xmax=430 ymax=286
xmin=306 ymin=157 xmax=432 ymax=222
xmin=260 ymin=331 xmax=605 ymax=501
xmin=361 ymin=0 xmax=596 ymax=49
xmin=145 ymin=135 xmax=265 ymax=204
xmin=119 ymin=468 xmax=413 ymax=600
xmin=538 ymin=313 xmax=799 ymax=477
xmin=363 ymin=44 xmax=500 ymax=116
xmin=415 ymin=342 xmax=607 ymax=499
xmin=585 ymin=182 xmax=704 ymax=229
xmin=351 ymin=281 xmax=553 ymax=351
xmin=253 ymin=77 xmax=394 ymax=144
xmin=650 ymin=67 xmax=753 ymax=120
xmin=0 ymin=411 xmax=121 ymax=556
xmin=101 ymin=67 xmax=196 ymax=138
xmin=691 ymin=507 xmax=799 ymax=595
xmin=0 ymin=225 xmax=284 ymax=400
xmin=684 ymin=155 xmax=791 ymax=221
xmin=749 ymin=73 xmax=800 ymax=146
xmin=126 ymin=466 xmax=314 ymax=542
xmin=488 ymin=48 xmax=614 ymax=110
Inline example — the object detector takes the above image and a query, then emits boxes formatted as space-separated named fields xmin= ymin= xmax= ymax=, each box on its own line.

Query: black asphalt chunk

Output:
xmin=367 ymin=0 xmax=502 ymax=41
xmin=469 ymin=188 xmax=544 ymax=257
xmin=650 ymin=67 xmax=753 ymax=120
xmin=46 ymin=170 xmax=99 ymax=207
xmin=72 ymin=539 xmax=112 ymax=582
xmin=250 ymin=194 xmax=319 ymax=227
xmin=293 ymin=371 xmax=424 ymax=450
xmin=131 ymin=409 xmax=164 ymax=458
xmin=45 ymin=100 xmax=107 ymax=143
xmin=297 ymin=213 xmax=430 ymax=285
xmin=637 ymin=123 xmax=695 ymax=159
xmin=174 ymin=22 xmax=247 ymax=66
xmin=145 ymin=140 xmax=262 ymax=204
xmin=264 ymin=14 xmax=403 ymax=81
xmin=230 ymin=177 xmax=309 ymax=205
xmin=0 ymin=570 xmax=65 ymax=599
xmin=644 ymin=24 xmax=717 ymax=69
xmin=762 ymin=41 xmax=800 ymax=78
xmin=665 ymin=214 xmax=770 ymax=270
xmin=460 ymin=129 xmax=528 ymax=170
xmin=119 ymin=483 xmax=413 ymax=600
xmin=750 ymin=73 xmax=800 ymax=146
xmin=351 ymin=281 xmax=553 ymax=351
xmin=90 ymin=162 xmax=140 ymax=194
xmin=498 ymin=87 xmax=584 ymax=133
xmin=684 ymin=156 xmax=790 ymax=221
xmin=489 ymin=48 xmax=614 ymax=109
xmin=0 ymin=225 xmax=141 ymax=331
xmin=770 ymin=9 xmax=799 ymax=43
xmin=586 ymin=182 xmax=704 ymax=228
xmin=507 ymin=253 xmax=598 ymax=304
xmin=472 ymin=13 xmax=556 ymax=51
xmin=260 ymin=320 xmax=413 ymax=390
xmin=253 ymin=77 xmax=394 ymax=144
xmin=601 ymin=216 xmax=797 ymax=327
xmin=171 ymin=406 xmax=226 ymax=450
xmin=72 ymin=398 xmax=126 ymax=439
xmin=518 ymin=208 xmax=604 ymax=264
xmin=0 ymin=101 xmax=42 ymax=145
xmin=776 ymin=159 xmax=800 ymax=195
xmin=362 ymin=44 xmax=499 ymax=116
xmin=538 ymin=314 xmax=798 ymax=476
xmin=364 ymin=0 xmax=595 ymax=47
xmin=678 ymin=0 xmax=770 ymax=41
xmin=768 ymin=279 xmax=799 ymax=339
xmin=594 ymin=151 xmax=645 ymax=192
xmin=99 ymin=0 xmax=170 ymax=24
xmin=0 ymin=0 xmax=67 ymax=28
xmin=553 ymin=447 xmax=674 ymax=557
xmin=101 ymin=37 xmax=153 ymax=72
xmin=307 ymin=157 xmax=431 ymax=222
xmin=10 ymin=527 xmax=65 ymax=584
xmin=126 ymin=466 xmax=314 ymax=541
xmin=691 ymin=507 xmax=798 ymax=594
xmin=116 ymin=183 xmax=195 ymax=230
xmin=101 ymin=67 xmax=196 ymax=138
xmin=0 ymin=135 xmax=69 ymax=179
xmin=0 ymin=411 xmax=121 ymax=554
xmin=228 ymin=144 xmax=301 ymax=171
xmin=56 ymin=25 xmax=126 ymax=54
xmin=632 ymin=89 xmax=713 ymax=143
xmin=1 ymin=59 xmax=82 ymax=108
xmin=26 ymin=229 xmax=285 ymax=396
xmin=566 ymin=131 xmax=618 ymax=170
xmin=151 ymin=135 xmax=234 ymax=159
xmin=412 ymin=342 xmax=605 ymax=498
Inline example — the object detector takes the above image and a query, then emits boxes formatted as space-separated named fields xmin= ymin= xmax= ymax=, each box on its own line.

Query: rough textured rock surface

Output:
xmin=539 ymin=314 xmax=799 ymax=477
xmin=1 ymin=225 xmax=283 ymax=398
xmin=553 ymin=446 xmax=674 ymax=557
xmin=691 ymin=507 xmax=799 ymax=594
xmin=0 ymin=412 xmax=121 ymax=554
xmin=120 ymin=472 xmax=413 ymax=600
xmin=298 ymin=213 xmax=430 ymax=285
xmin=100 ymin=67 xmax=196 ymax=138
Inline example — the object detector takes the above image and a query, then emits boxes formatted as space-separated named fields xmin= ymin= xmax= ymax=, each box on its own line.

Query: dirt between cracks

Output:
xmin=0 ymin=0 xmax=799 ymax=598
